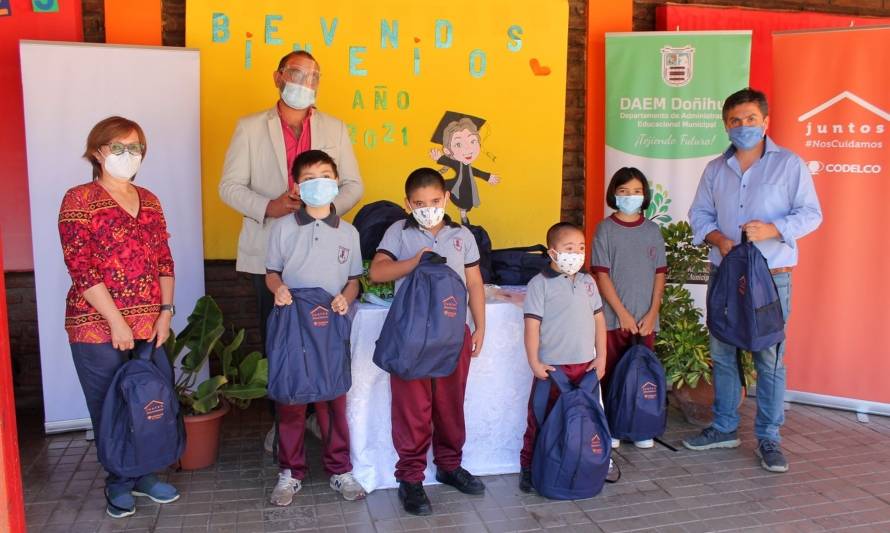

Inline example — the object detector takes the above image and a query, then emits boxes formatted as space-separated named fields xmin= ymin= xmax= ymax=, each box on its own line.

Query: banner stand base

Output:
xmin=44 ymin=418 xmax=91 ymax=435
xmin=785 ymin=390 xmax=890 ymax=418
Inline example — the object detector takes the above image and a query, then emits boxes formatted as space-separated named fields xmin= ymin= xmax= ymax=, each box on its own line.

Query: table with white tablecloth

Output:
xmin=346 ymin=300 xmax=533 ymax=492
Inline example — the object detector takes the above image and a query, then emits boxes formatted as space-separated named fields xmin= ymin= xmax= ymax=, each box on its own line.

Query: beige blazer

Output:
xmin=219 ymin=107 xmax=364 ymax=274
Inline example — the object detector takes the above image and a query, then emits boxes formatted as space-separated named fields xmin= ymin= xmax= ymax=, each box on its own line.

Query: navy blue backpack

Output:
xmin=266 ymin=287 xmax=352 ymax=404
xmin=374 ymin=252 xmax=467 ymax=380
xmin=707 ymin=236 xmax=785 ymax=353
xmin=605 ymin=338 xmax=667 ymax=442
xmin=98 ymin=342 xmax=184 ymax=478
xmin=531 ymin=369 xmax=612 ymax=500
xmin=353 ymin=200 xmax=408 ymax=260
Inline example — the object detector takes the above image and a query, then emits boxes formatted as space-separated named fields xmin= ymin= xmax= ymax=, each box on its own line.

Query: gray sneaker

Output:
xmin=682 ymin=427 xmax=741 ymax=450
xmin=756 ymin=439 xmax=789 ymax=473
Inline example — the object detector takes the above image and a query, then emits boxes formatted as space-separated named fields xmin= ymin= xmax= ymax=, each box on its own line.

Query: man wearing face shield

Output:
xmin=219 ymin=51 xmax=364 ymax=355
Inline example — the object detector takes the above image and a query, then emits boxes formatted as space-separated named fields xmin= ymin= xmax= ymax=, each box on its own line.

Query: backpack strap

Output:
xmin=421 ymin=251 xmax=447 ymax=264
xmin=576 ymin=368 xmax=602 ymax=396
xmin=532 ymin=368 xmax=573 ymax=425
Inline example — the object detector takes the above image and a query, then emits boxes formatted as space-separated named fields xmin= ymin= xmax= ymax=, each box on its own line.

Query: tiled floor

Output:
xmin=18 ymin=397 xmax=890 ymax=532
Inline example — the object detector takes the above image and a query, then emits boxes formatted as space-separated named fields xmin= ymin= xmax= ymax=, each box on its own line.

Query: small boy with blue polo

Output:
xmin=518 ymin=222 xmax=608 ymax=493
xmin=264 ymin=150 xmax=367 ymax=505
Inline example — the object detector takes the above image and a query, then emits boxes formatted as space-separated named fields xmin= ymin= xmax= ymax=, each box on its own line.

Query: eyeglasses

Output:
xmin=104 ymin=142 xmax=145 ymax=156
xmin=279 ymin=67 xmax=321 ymax=88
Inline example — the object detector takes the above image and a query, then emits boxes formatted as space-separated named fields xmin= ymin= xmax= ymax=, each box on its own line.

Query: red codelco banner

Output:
xmin=772 ymin=27 xmax=890 ymax=407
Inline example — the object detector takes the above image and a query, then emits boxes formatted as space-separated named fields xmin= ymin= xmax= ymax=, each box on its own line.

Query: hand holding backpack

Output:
xmin=531 ymin=369 xmax=612 ymax=500
xmin=98 ymin=342 xmax=184 ymax=478
xmin=373 ymin=251 xmax=467 ymax=380
xmin=266 ymin=287 xmax=353 ymax=404
xmin=605 ymin=336 xmax=667 ymax=443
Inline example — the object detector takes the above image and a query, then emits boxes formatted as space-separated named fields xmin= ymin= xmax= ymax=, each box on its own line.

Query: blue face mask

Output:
xmin=615 ymin=195 xmax=644 ymax=215
xmin=298 ymin=178 xmax=338 ymax=207
xmin=728 ymin=125 xmax=765 ymax=151
xmin=281 ymin=82 xmax=316 ymax=110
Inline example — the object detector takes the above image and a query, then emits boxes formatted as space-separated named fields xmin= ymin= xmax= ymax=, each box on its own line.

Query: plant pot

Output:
xmin=672 ymin=382 xmax=746 ymax=427
xmin=179 ymin=400 xmax=230 ymax=470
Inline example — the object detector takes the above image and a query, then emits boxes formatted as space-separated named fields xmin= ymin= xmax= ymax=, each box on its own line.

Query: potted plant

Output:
xmin=165 ymin=295 xmax=268 ymax=470
xmin=656 ymin=222 xmax=754 ymax=426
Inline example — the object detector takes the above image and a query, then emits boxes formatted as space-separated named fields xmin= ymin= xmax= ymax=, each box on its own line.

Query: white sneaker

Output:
xmin=270 ymin=471 xmax=301 ymax=506
xmin=264 ymin=425 xmax=276 ymax=455
xmin=611 ymin=438 xmax=621 ymax=449
xmin=634 ymin=439 xmax=655 ymax=449
xmin=330 ymin=471 xmax=367 ymax=501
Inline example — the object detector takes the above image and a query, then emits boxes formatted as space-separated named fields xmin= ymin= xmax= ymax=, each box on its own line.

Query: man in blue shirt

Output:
xmin=684 ymin=88 xmax=822 ymax=473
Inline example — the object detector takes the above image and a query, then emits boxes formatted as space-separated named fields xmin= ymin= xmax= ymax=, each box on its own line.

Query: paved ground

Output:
xmin=18 ymin=397 xmax=890 ymax=532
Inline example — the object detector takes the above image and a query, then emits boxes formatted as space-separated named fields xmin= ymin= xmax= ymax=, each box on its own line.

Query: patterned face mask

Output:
xmin=412 ymin=206 xmax=445 ymax=229
xmin=551 ymin=251 xmax=585 ymax=276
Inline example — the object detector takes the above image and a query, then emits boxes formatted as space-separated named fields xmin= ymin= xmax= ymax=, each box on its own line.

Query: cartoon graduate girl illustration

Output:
xmin=429 ymin=111 xmax=500 ymax=224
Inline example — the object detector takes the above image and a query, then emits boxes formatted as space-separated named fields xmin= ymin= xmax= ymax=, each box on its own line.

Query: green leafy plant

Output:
xmin=165 ymin=295 xmax=268 ymax=415
xmin=656 ymin=222 xmax=711 ymax=389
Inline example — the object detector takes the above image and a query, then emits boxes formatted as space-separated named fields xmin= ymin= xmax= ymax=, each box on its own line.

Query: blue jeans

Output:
xmin=707 ymin=272 xmax=791 ymax=443
xmin=70 ymin=340 xmax=173 ymax=494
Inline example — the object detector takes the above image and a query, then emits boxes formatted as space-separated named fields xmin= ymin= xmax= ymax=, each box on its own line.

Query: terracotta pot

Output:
xmin=179 ymin=399 xmax=230 ymax=470
xmin=672 ymin=382 xmax=746 ymax=427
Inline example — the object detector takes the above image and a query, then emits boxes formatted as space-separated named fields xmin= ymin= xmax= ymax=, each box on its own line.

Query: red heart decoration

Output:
xmin=529 ymin=58 xmax=551 ymax=76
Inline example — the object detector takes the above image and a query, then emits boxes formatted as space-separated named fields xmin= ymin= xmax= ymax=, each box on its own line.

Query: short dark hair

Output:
xmin=546 ymin=222 xmax=584 ymax=249
xmin=84 ymin=116 xmax=147 ymax=180
xmin=405 ymin=167 xmax=446 ymax=197
xmin=606 ymin=167 xmax=651 ymax=212
xmin=722 ymin=87 xmax=768 ymax=122
xmin=277 ymin=50 xmax=318 ymax=71
xmin=292 ymin=149 xmax=338 ymax=181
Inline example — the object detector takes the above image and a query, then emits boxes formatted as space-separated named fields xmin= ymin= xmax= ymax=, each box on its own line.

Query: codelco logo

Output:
xmin=442 ymin=295 xmax=458 ymax=318
xmin=310 ymin=305 xmax=330 ymax=327
xmin=641 ymin=381 xmax=658 ymax=400
xmin=806 ymin=161 xmax=882 ymax=175
xmin=144 ymin=400 xmax=165 ymax=421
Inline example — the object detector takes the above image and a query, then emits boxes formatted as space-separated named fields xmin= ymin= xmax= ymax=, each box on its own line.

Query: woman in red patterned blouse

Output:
xmin=58 ymin=116 xmax=180 ymax=518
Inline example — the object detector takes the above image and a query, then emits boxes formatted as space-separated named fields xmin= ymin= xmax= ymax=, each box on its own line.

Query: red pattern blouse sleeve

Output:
xmin=154 ymin=201 xmax=175 ymax=277
xmin=58 ymin=188 xmax=103 ymax=293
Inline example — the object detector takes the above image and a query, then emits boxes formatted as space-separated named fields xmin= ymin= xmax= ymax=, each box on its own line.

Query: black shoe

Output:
xmin=518 ymin=467 xmax=533 ymax=493
xmin=398 ymin=481 xmax=432 ymax=516
xmin=435 ymin=466 xmax=485 ymax=495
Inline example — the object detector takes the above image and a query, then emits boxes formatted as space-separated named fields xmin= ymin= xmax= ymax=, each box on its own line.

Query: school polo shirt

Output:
xmin=376 ymin=218 xmax=481 ymax=294
xmin=591 ymin=214 xmax=667 ymax=331
xmin=523 ymin=268 xmax=604 ymax=366
xmin=265 ymin=208 xmax=363 ymax=297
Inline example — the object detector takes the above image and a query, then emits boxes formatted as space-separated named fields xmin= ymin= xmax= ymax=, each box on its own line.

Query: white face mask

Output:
xmin=552 ymin=251 xmax=585 ymax=276
xmin=412 ymin=206 xmax=445 ymax=229
xmin=281 ymin=82 xmax=316 ymax=110
xmin=102 ymin=152 xmax=142 ymax=181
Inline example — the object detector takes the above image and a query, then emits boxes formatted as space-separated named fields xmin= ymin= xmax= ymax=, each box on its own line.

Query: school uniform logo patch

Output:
xmin=648 ymin=246 xmax=657 ymax=260
xmin=338 ymin=246 xmax=349 ymax=264
xmin=442 ymin=295 xmax=458 ymax=318
xmin=737 ymin=275 xmax=747 ymax=296
xmin=144 ymin=400 xmax=165 ymax=421
xmin=585 ymin=281 xmax=596 ymax=297
xmin=453 ymin=238 xmax=463 ymax=252
xmin=590 ymin=434 xmax=604 ymax=456
xmin=310 ymin=305 xmax=330 ymax=327
xmin=641 ymin=381 xmax=658 ymax=401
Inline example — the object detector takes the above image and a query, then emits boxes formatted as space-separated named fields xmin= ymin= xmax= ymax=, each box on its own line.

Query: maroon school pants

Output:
xmin=602 ymin=329 xmax=655 ymax=394
xmin=277 ymin=395 xmax=352 ymax=479
xmin=390 ymin=326 xmax=473 ymax=483
xmin=519 ymin=362 xmax=591 ymax=469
